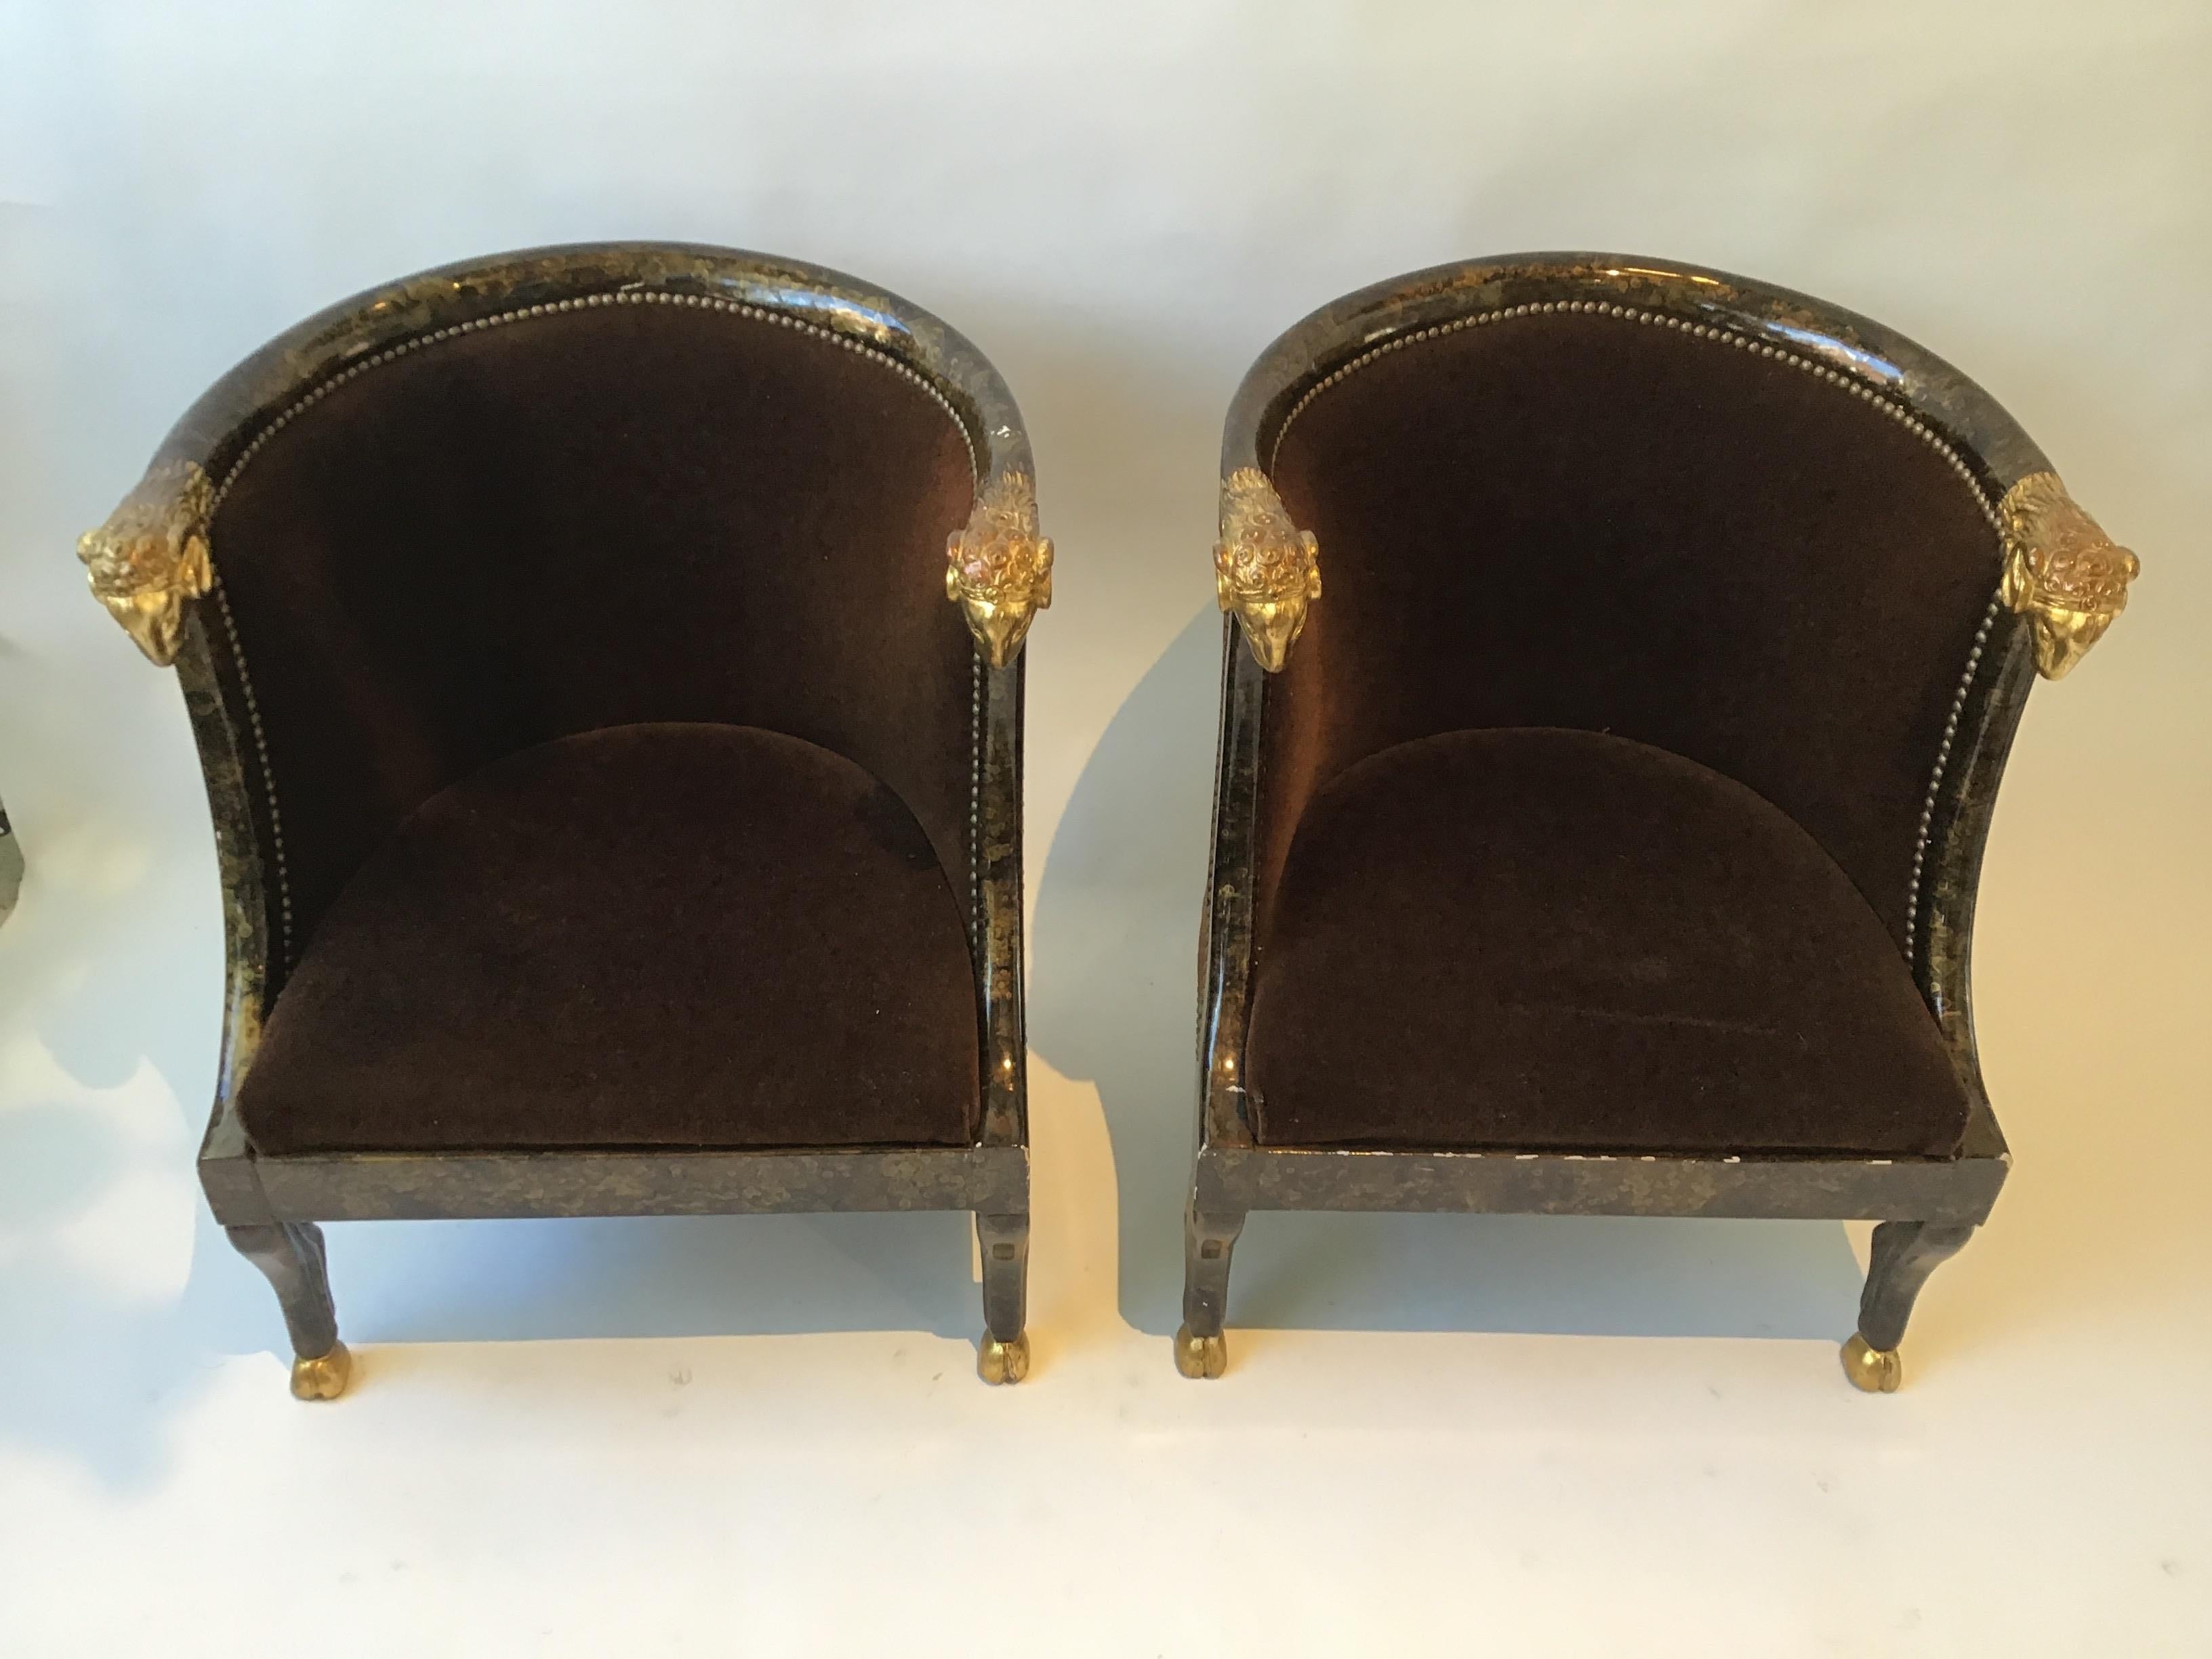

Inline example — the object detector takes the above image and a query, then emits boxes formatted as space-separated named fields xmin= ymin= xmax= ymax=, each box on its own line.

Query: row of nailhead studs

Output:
xmin=1198 ymin=644 xmax=1229 ymax=1069
xmin=1273 ymin=298 xmax=1999 ymax=532
xmin=211 ymin=582 xmax=291 ymax=961
xmin=1906 ymin=595 xmax=2002 ymax=954
xmin=213 ymin=288 xmax=977 ymax=499
xmin=1267 ymin=295 xmax=2007 ymax=972
xmin=207 ymin=287 xmax=981 ymax=971
xmin=970 ymin=657 xmax=985 ymax=936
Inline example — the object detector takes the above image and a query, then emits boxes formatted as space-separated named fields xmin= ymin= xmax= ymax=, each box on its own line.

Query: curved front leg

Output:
xmin=224 ymin=1221 xmax=350 ymax=1400
xmin=1843 ymin=1221 xmax=1976 ymax=1393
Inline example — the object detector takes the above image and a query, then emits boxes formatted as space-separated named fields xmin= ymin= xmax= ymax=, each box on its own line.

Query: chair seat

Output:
xmin=237 ymin=723 xmax=980 ymax=1155
xmin=1243 ymin=728 xmax=1971 ymax=1158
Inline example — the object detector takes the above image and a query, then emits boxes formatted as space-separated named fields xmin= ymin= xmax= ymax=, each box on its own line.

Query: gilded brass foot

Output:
xmin=1172 ymin=1324 xmax=1228 ymax=1380
xmin=289 ymin=1340 xmax=352 ymax=1401
xmin=1841 ymin=1333 xmax=1902 ymax=1393
xmin=977 ymin=1332 xmax=1030 ymax=1385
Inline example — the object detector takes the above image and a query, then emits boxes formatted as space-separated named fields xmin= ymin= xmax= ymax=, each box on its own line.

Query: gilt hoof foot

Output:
xmin=978 ymin=1332 xmax=1030 ymax=1385
xmin=1173 ymin=1324 xmax=1228 ymax=1380
xmin=289 ymin=1340 xmax=352 ymax=1401
xmin=1841 ymin=1333 xmax=1902 ymax=1393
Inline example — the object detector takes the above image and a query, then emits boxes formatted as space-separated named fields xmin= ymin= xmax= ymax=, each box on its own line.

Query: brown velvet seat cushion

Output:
xmin=1258 ymin=310 xmax=2005 ymax=961
xmin=206 ymin=302 xmax=980 ymax=977
xmin=236 ymin=722 xmax=980 ymax=1155
xmin=1242 ymin=727 xmax=1971 ymax=1158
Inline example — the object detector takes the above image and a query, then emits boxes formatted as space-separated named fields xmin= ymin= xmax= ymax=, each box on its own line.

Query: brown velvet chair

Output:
xmin=78 ymin=243 xmax=1052 ymax=1397
xmin=1181 ymin=253 xmax=2137 ymax=1390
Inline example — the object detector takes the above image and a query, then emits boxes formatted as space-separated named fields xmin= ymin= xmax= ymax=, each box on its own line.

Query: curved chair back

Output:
xmin=1200 ymin=255 xmax=2135 ymax=1149
xmin=81 ymin=245 xmax=1042 ymax=1145
xmin=1215 ymin=257 xmax=2133 ymax=991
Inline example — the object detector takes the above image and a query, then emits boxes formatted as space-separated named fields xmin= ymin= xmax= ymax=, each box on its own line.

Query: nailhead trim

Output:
xmin=1266 ymin=297 xmax=2005 ymax=970
xmin=208 ymin=288 xmax=979 ymax=972
xmin=969 ymin=655 xmax=985 ymax=939
xmin=1908 ymin=595 xmax=2002 ymax=951
xmin=210 ymin=582 xmax=290 ymax=956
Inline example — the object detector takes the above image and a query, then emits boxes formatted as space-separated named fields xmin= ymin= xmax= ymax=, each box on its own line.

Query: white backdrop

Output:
xmin=3 ymin=3 xmax=2208 ymax=1654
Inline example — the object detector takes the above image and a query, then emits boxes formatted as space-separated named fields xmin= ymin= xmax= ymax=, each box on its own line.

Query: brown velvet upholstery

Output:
xmin=1243 ymin=729 xmax=1971 ymax=1157
xmin=1260 ymin=312 xmax=2001 ymax=960
xmin=1246 ymin=310 xmax=2003 ymax=1156
xmin=209 ymin=304 xmax=979 ymax=975
xmin=237 ymin=724 xmax=979 ymax=1154
xmin=209 ymin=302 xmax=989 ymax=1155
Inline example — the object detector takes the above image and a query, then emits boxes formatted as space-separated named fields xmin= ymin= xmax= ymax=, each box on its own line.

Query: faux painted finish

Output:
xmin=1200 ymin=254 xmax=2043 ymax=1178
xmin=155 ymin=243 xmax=1034 ymax=495
xmin=1176 ymin=246 xmax=2070 ymax=1397
xmin=1185 ymin=257 xmax=2053 ymax=1382
xmin=115 ymin=243 xmax=1033 ymax=1239
xmin=1221 ymin=253 xmax=2049 ymax=488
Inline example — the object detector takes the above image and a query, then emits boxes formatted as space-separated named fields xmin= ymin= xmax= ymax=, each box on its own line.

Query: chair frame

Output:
xmin=1180 ymin=252 xmax=2085 ymax=1390
xmin=94 ymin=244 xmax=1036 ymax=1395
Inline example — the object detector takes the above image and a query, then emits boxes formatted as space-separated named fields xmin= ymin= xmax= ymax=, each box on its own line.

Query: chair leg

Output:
xmin=1842 ymin=1220 xmax=1976 ymax=1393
xmin=225 ymin=1221 xmax=351 ymax=1401
xmin=975 ymin=1210 xmax=1031 ymax=1384
xmin=1174 ymin=1204 xmax=1246 ymax=1379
